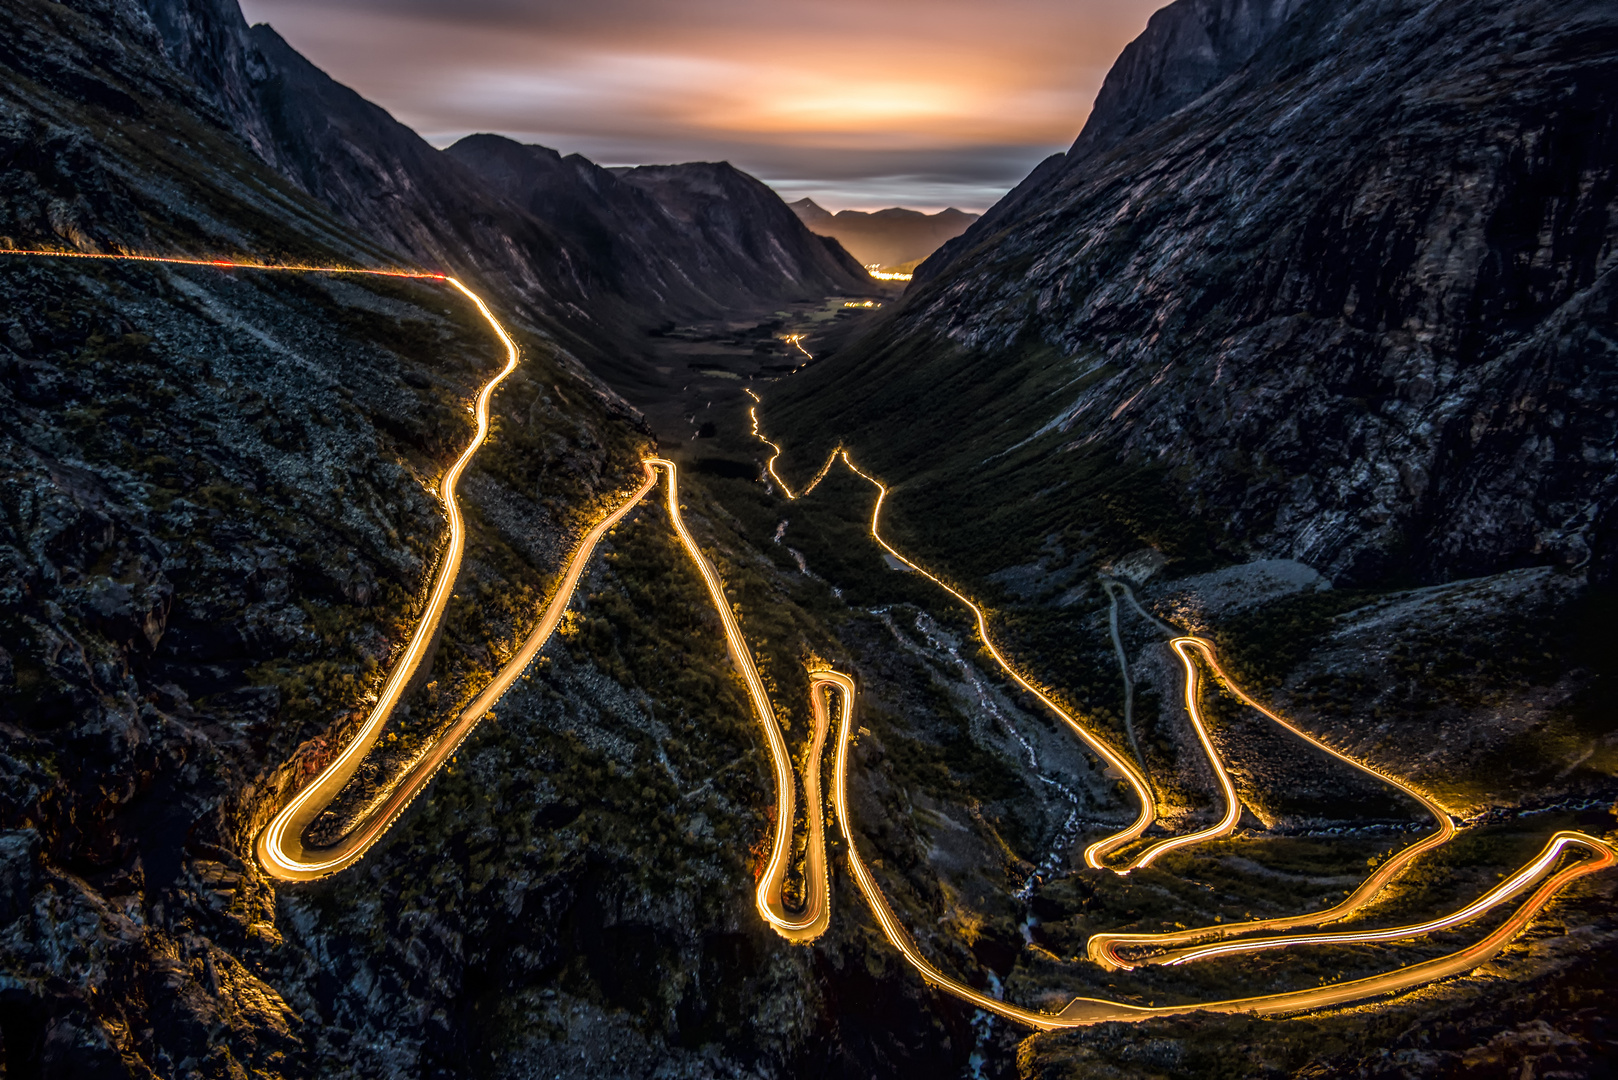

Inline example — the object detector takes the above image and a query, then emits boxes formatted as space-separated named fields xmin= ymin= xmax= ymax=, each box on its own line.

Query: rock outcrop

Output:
xmin=919 ymin=0 xmax=1310 ymax=283
xmin=0 ymin=4 xmax=960 ymax=1076
xmin=7 ymin=0 xmax=1617 ymax=1076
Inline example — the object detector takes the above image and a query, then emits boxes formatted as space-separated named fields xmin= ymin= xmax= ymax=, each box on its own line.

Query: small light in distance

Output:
xmin=864 ymin=263 xmax=913 ymax=282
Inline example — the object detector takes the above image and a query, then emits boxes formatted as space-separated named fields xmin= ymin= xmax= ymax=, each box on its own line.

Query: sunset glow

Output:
xmin=239 ymin=0 xmax=1168 ymax=209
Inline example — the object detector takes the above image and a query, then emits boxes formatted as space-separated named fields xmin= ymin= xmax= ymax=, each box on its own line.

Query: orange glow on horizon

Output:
xmin=238 ymin=0 xmax=1174 ymax=204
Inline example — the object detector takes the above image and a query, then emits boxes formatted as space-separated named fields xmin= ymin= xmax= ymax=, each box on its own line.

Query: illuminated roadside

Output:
xmin=648 ymin=458 xmax=833 ymax=942
xmin=1120 ymin=638 xmax=1244 ymax=869
xmin=816 ymin=669 xmax=1615 ymax=1028
xmin=835 ymin=449 xmax=1157 ymax=870
xmin=750 ymin=407 xmax=1615 ymax=1027
xmin=13 ymin=247 xmax=1612 ymax=1029
xmin=257 ymin=273 xmax=521 ymax=879
xmin=258 ymin=461 xmax=658 ymax=880
xmin=1089 ymin=636 xmax=1460 ymax=970
xmin=0 ymin=249 xmax=530 ymax=880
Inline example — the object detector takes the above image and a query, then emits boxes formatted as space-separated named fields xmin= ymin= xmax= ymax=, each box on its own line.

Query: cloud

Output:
xmin=239 ymin=0 xmax=1166 ymax=210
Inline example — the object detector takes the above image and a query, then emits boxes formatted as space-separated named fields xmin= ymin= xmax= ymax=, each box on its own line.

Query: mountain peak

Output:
xmin=788 ymin=197 xmax=833 ymax=224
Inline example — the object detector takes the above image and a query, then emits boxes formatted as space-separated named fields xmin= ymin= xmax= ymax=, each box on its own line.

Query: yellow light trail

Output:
xmin=257 ymin=459 xmax=658 ymax=880
xmin=749 ymin=403 xmax=1452 ymax=897
xmin=0 ymin=249 xmax=542 ymax=879
xmin=747 ymin=402 xmax=1614 ymax=1027
xmin=256 ymin=272 xmax=522 ymax=879
xmin=835 ymin=450 xmax=1157 ymax=869
xmin=16 ymin=247 xmax=1611 ymax=1028
xmin=813 ymin=671 xmax=1615 ymax=1028
xmin=745 ymin=388 xmax=836 ymax=500
xmin=647 ymin=457 xmax=832 ymax=941
xmin=1161 ymin=831 xmax=1609 ymax=966
xmin=863 ymin=263 xmax=913 ymax=282
xmin=0 ymin=248 xmax=662 ymax=881
xmin=1089 ymin=637 xmax=1460 ymax=969
xmin=1121 ymin=637 xmax=1244 ymax=869
xmin=0 ymin=246 xmax=447 ymax=281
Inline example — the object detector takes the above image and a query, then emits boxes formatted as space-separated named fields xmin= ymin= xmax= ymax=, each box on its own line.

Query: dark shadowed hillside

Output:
xmin=0 ymin=0 xmax=935 ymax=1076
xmin=754 ymin=3 xmax=1618 ymax=1073
xmin=919 ymin=0 xmax=1312 ymax=285
xmin=5 ymin=0 xmax=1617 ymax=1076
xmin=444 ymin=135 xmax=871 ymax=346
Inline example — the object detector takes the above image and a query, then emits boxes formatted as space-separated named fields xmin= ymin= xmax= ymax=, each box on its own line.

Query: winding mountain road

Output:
xmin=8 ymin=248 xmax=1612 ymax=1032
xmin=748 ymin=421 xmax=1615 ymax=1027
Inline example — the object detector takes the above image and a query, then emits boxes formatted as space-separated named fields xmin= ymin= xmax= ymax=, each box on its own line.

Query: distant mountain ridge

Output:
xmin=788 ymin=199 xmax=978 ymax=269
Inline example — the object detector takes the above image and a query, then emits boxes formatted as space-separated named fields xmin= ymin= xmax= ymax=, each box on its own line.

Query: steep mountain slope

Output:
xmin=445 ymin=135 xmax=871 ymax=334
xmin=749 ymin=3 xmax=1618 ymax=1071
xmin=789 ymin=199 xmax=979 ymax=269
xmin=613 ymin=162 xmax=871 ymax=290
xmin=9 ymin=0 xmax=1617 ymax=1076
xmin=0 ymin=0 xmax=682 ymax=1072
xmin=774 ymin=0 xmax=1618 ymax=589
xmin=920 ymin=0 xmax=1309 ymax=283
xmin=136 ymin=0 xmax=611 ymax=348
xmin=135 ymin=0 xmax=874 ymax=383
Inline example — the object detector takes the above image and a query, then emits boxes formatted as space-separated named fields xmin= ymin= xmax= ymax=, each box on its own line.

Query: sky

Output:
xmin=238 ymin=0 xmax=1168 ymax=213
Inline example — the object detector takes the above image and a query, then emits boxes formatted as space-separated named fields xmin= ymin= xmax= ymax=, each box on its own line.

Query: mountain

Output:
xmin=0 ymin=1 xmax=917 ymax=1076
xmin=137 ymin=0 xmax=602 ymax=341
xmin=789 ymin=199 xmax=979 ymax=269
xmin=0 ymin=0 xmax=669 ymax=1072
xmin=8 ymin=0 xmax=1618 ymax=1076
xmin=776 ymin=0 xmax=1618 ymax=589
xmin=765 ymin=1 xmax=1618 ymax=1064
xmin=442 ymin=134 xmax=869 ymax=343
xmin=918 ymin=0 xmax=1310 ymax=284
xmin=133 ymin=0 xmax=873 ymax=381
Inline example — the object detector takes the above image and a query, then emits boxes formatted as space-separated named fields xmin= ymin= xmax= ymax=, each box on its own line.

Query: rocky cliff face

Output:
xmin=1070 ymin=0 xmax=1312 ymax=158
xmin=9 ymin=0 xmax=1618 ymax=1076
xmin=0 ymin=2 xmax=661 ymax=1074
xmin=780 ymin=0 xmax=1618 ymax=589
xmin=922 ymin=0 xmax=1323 ymax=283
xmin=757 ymin=5 xmax=1618 ymax=1072
xmin=133 ymin=0 xmax=590 ymax=327
xmin=0 ymin=3 xmax=997 ymax=1077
